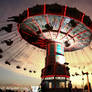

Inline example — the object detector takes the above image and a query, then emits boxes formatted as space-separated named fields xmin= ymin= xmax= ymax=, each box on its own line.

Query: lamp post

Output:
xmin=82 ymin=71 xmax=90 ymax=92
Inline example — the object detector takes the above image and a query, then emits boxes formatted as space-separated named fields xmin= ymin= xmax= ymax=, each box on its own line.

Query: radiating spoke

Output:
xmin=56 ymin=5 xmax=67 ymax=39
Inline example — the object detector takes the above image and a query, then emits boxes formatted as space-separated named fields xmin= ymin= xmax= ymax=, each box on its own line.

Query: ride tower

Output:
xmin=8 ymin=4 xmax=92 ymax=92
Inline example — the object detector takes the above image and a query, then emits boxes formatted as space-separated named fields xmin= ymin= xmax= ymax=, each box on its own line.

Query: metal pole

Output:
xmin=87 ymin=74 xmax=90 ymax=92
xmin=82 ymin=77 xmax=84 ymax=92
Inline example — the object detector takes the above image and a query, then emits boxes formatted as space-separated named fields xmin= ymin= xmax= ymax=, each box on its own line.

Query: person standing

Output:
xmin=68 ymin=81 xmax=72 ymax=92
xmin=41 ymin=80 xmax=46 ymax=92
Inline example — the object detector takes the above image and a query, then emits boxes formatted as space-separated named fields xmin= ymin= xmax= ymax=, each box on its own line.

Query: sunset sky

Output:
xmin=0 ymin=0 xmax=92 ymax=88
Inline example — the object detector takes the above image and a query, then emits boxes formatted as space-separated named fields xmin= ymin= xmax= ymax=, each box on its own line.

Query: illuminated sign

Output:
xmin=45 ymin=77 xmax=54 ymax=80
xmin=56 ymin=44 xmax=64 ymax=55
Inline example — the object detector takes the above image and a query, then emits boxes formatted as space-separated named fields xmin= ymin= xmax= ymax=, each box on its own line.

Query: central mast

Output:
xmin=41 ymin=41 xmax=70 ymax=89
